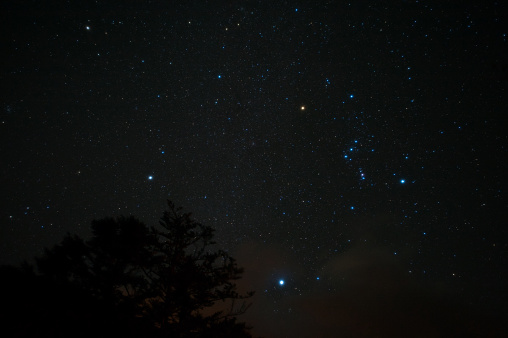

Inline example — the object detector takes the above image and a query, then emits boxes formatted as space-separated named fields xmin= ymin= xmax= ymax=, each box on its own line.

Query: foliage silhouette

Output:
xmin=1 ymin=201 xmax=253 ymax=338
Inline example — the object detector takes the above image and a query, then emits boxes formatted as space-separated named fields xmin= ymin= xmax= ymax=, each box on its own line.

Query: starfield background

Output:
xmin=1 ymin=1 xmax=507 ymax=336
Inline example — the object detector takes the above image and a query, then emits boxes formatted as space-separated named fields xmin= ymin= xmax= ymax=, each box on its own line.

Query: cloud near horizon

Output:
xmin=233 ymin=242 xmax=504 ymax=338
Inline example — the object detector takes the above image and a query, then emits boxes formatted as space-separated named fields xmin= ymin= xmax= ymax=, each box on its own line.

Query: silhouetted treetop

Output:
xmin=9 ymin=200 xmax=253 ymax=338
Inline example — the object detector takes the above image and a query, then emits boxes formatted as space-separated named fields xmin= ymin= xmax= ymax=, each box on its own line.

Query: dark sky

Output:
xmin=1 ymin=1 xmax=507 ymax=336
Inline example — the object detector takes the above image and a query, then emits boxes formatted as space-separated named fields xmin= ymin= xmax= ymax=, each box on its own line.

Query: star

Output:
xmin=279 ymin=279 xmax=284 ymax=286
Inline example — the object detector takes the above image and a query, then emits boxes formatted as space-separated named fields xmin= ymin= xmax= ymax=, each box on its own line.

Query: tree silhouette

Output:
xmin=5 ymin=200 xmax=253 ymax=337
xmin=142 ymin=201 xmax=253 ymax=336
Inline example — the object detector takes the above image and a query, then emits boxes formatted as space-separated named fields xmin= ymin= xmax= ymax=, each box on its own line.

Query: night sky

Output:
xmin=1 ymin=1 xmax=507 ymax=336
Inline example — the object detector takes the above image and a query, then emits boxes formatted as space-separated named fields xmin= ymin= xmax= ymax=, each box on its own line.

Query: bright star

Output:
xmin=148 ymin=176 xmax=153 ymax=180
xmin=400 ymin=179 xmax=405 ymax=184
xmin=279 ymin=279 xmax=284 ymax=285
xmin=300 ymin=105 xmax=306 ymax=110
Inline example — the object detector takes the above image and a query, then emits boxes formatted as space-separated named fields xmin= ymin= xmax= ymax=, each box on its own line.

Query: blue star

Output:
xmin=400 ymin=179 xmax=405 ymax=184
xmin=148 ymin=176 xmax=153 ymax=180
xmin=279 ymin=279 xmax=284 ymax=286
